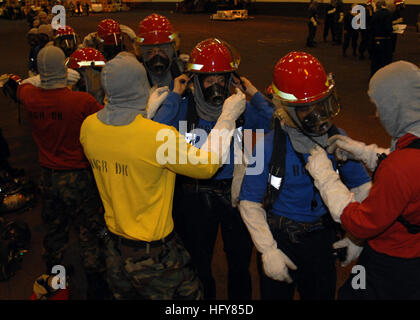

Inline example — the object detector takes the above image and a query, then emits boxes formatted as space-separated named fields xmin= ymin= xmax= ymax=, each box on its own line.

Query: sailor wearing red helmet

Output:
xmin=237 ymin=52 xmax=371 ymax=300
xmin=153 ymin=38 xmax=274 ymax=300
xmin=82 ymin=18 xmax=136 ymax=61
xmin=136 ymin=13 xmax=187 ymax=88
xmin=54 ymin=25 xmax=79 ymax=57
xmin=67 ymin=47 xmax=106 ymax=104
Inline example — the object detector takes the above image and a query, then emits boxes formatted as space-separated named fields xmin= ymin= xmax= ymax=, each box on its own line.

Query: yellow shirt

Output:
xmin=80 ymin=114 xmax=219 ymax=241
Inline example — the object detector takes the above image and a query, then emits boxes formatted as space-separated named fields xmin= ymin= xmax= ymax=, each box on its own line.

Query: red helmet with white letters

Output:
xmin=272 ymin=51 xmax=340 ymax=136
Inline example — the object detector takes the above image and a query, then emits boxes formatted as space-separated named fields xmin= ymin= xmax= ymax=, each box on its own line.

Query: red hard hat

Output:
xmin=97 ymin=19 xmax=121 ymax=46
xmin=55 ymin=25 xmax=76 ymax=38
xmin=394 ymin=0 xmax=404 ymax=5
xmin=67 ymin=48 xmax=106 ymax=69
xmin=272 ymin=51 xmax=333 ymax=105
xmin=137 ymin=13 xmax=175 ymax=45
xmin=187 ymin=38 xmax=240 ymax=73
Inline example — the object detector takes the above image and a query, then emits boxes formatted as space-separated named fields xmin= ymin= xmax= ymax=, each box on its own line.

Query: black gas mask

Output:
xmin=38 ymin=34 xmax=50 ymax=49
xmin=55 ymin=36 xmax=77 ymax=58
xmin=286 ymin=90 xmax=340 ymax=136
xmin=73 ymin=68 xmax=105 ymax=104
xmin=27 ymin=34 xmax=39 ymax=48
xmin=101 ymin=44 xmax=122 ymax=61
xmin=145 ymin=54 xmax=170 ymax=75
xmin=199 ymin=74 xmax=230 ymax=107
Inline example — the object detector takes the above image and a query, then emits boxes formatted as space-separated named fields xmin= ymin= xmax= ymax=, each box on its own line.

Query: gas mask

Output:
xmin=38 ymin=34 xmax=51 ymax=49
xmin=73 ymin=68 xmax=105 ymax=105
xmin=145 ymin=54 xmax=170 ymax=75
xmin=27 ymin=34 xmax=39 ymax=48
xmin=199 ymin=74 xmax=231 ymax=107
xmin=100 ymin=44 xmax=122 ymax=61
xmin=285 ymin=90 xmax=340 ymax=136
xmin=55 ymin=36 xmax=77 ymax=58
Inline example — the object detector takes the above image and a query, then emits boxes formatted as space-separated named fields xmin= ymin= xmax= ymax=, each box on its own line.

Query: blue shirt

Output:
xmin=239 ymin=130 xmax=371 ymax=222
xmin=153 ymin=91 xmax=274 ymax=180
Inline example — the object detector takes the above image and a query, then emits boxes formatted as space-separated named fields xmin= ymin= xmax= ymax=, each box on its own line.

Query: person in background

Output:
xmin=369 ymin=0 xmax=393 ymax=77
xmin=342 ymin=3 xmax=359 ymax=57
xmin=391 ymin=0 xmax=405 ymax=56
xmin=333 ymin=0 xmax=344 ymax=45
xmin=358 ymin=0 xmax=374 ymax=60
xmin=307 ymin=0 xmax=319 ymax=47
xmin=323 ymin=0 xmax=337 ymax=42
xmin=136 ymin=13 xmax=187 ymax=88
xmin=83 ymin=1 xmax=90 ymax=16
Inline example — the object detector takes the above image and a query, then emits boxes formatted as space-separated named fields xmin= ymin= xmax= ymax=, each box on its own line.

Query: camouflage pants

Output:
xmin=39 ymin=167 xmax=106 ymax=275
xmin=105 ymin=232 xmax=203 ymax=300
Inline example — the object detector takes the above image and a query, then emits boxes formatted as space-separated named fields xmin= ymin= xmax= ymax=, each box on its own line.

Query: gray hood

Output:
xmin=282 ymin=124 xmax=328 ymax=154
xmin=37 ymin=45 xmax=67 ymax=89
xmin=97 ymin=52 xmax=150 ymax=126
xmin=368 ymin=61 xmax=420 ymax=150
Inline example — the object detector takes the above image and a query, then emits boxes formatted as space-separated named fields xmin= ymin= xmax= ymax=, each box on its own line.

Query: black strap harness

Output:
xmin=264 ymin=119 xmax=340 ymax=212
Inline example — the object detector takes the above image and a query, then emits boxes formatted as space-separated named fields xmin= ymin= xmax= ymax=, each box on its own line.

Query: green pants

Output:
xmin=105 ymin=232 xmax=203 ymax=300
xmin=40 ymin=167 xmax=106 ymax=275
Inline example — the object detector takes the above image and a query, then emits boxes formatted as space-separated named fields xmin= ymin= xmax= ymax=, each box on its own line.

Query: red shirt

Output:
xmin=18 ymin=84 xmax=103 ymax=170
xmin=341 ymin=133 xmax=420 ymax=258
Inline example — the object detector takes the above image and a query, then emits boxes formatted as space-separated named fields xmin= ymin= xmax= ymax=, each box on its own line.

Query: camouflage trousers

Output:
xmin=39 ymin=167 xmax=107 ymax=275
xmin=104 ymin=231 xmax=203 ymax=300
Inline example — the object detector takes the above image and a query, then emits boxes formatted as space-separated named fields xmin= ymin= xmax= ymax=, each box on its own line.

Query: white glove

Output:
xmin=22 ymin=74 xmax=41 ymax=86
xmin=231 ymin=161 xmax=247 ymax=207
xmin=220 ymin=88 xmax=246 ymax=121
xmin=333 ymin=237 xmax=363 ymax=267
xmin=306 ymin=146 xmax=355 ymax=223
xmin=200 ymin=88 xmax=246 ymax=165
xmin=262 ymin=248 xmax=297 ymax=283
xmin=67 ymin=68 xmax=80 ymax=86
xmin=350 ymin=181 xmax=372 ymax=203
xmin=146 ymin=86 xmax=170 ymax=119
xmin=327 ymin=135 xmax=390 ymax=171
xmin=238 ymin=200 xmax=297 ymax=283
